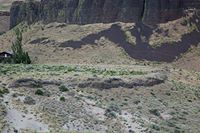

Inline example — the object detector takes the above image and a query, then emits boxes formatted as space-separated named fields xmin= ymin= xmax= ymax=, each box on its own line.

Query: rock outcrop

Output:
xmin=78 ymin=71 xmax=168 ymax=89
xmin=10 ymin=0 xmax=200 ymax=28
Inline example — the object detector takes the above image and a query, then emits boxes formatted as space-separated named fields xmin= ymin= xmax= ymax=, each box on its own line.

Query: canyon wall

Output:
xmin=10 ymin=0 xmax=200 ymax=28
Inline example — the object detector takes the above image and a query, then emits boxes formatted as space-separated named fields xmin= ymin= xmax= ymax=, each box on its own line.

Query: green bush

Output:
xmin=60 ymin=96 xmax=65 ymax=102
xmin=11 ymin=28 xmax=31 ymax=64
xmin=149 ymin=109 xmax=160 ymax=116
xmin=0 ymin=88 xmax=9 ymax=97
xmin=35 ymin=89 xmax=44 ymax=96
xmin=105 ymin=103 xmax=121 ymax=118
xmin=59 ymin=85 xmax=69 ymax=92
xmin=151 ymin=124 xmax=160 ymax=131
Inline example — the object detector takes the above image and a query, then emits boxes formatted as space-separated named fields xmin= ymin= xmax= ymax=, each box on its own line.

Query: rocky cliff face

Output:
xmin=10 ymin=0 xmax=200 ymax=28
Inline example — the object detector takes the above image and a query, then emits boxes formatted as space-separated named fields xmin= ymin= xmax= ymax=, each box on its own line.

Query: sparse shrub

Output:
xmin=11 ymin=28 xmax=31 ymax=64
xmin=105 ymin=111 xmax=117 ymax=118
xmin=165 ymin=92 xmax=171 ymax=96
xmin=181 ymin=17 xmax=188 ymax=26
xmin=103 ymin=70 xmax=117 ymax=76
xmin=150 ymin=92 xmax=156 ymax=97
xmin=134 ymin=100 xmax=140 ymax=105
xmin=0 ymin=31 xmax=5 ymax=35
xmin=151 ymin=124 xmax=160 ymax=131
xmin=0 ymin=88 xmax=9 ymax=96
xmin=137 ymin=106 xmax=142 ymax=110
xmin=105 ymin=103 xmax=121 ymax=118
xmin=149 ymin=109 xmax=160 ymax=116
xmin=35 ymin=89 xmax=44 ymax=96
xmin=59 ymin=85 xmax=69 ymax=92
xmin=67 ymin=66 xmax=76 ymax=72
xmin=195 ymin=88 xmax=200 ymax=99
xmin=2 ymin=88 xmax=9 ymax=94
xmin=110 ymin=98 xmax=114 ymax=101
xmin=174 ymin=129 xmax=181 ymax=133
xmin=87 ymin=95 xmax=94 ymax=100
xmin=60 ymin=96 xmax=65 ymax=102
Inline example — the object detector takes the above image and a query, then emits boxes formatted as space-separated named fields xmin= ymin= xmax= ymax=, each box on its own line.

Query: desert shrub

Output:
xmin=60 ymin=96 xmax=65 ymax=102
xmin=151 ymin=124 xmax=160 ymax=131
xmin=0 ymin=31 xmax=5 ymax=35
xmin=105 ymin=103 xmax=121 ymax=118
xmin=0 ymin=88 xmax=9 ymax=96
xmin=59 ymin=85 xmax=69 ymax=92
xmin=174 ymin=129 xmax=181 ymax=133
xmin=149 ymin=109 xmax=160 ymax=116
xmin=35 ymin=89 xmax=44 ymax=96
xmin=2 ymin=88 xmax=9 ymax=94
xmin=11 ymin=28 xmax=31 ymax=64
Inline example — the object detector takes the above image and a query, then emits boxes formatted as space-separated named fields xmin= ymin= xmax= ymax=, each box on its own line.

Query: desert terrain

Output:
xmin=0 ymin=0 xmax=200 ymax=133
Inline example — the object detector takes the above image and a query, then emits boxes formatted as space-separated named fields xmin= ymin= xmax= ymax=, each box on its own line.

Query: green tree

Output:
xmin=11 ymin=28 xmax=31 ymax=64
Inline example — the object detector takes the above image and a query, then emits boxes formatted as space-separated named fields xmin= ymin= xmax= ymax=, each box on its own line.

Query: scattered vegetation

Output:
xmin=105 ymin=103 xmax=121 ymax=118
xmin=0 ymin=64 xmax=146 ymax=77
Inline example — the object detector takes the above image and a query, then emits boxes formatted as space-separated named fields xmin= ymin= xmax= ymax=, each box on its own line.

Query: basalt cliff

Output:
xmin=10 ymin=0 xmax=200 ymax=28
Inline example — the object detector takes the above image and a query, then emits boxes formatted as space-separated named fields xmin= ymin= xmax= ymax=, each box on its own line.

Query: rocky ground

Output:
xmin=0 ymin=64 xmax=200 ymax=133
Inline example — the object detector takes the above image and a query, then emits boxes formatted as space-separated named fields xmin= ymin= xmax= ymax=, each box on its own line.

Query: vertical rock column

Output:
xmin=142 ymin=0 xmax=184 ymax=25
xmin=10 ymin=1 xmax=41 ymax=29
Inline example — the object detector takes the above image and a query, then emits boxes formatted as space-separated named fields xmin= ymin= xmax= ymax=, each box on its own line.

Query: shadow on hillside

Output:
xmin=59 ymin=20 xmax=200 ymax=62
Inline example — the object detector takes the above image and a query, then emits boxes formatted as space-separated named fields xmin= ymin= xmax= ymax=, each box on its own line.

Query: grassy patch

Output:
xmin=0 ymin=5 xmax=9 ymax=11
xmin=0 ymin=64 xmax=147 ymax=77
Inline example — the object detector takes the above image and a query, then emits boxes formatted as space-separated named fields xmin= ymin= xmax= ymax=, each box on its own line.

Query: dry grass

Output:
xmin=149 ymin=11 xmax=198 ymax=47
xmin=0 ymin=16 xmax=9 ymax=34
xmin=0 ymin=22 xmax=136 ymax=65
xmin=174 ymin=43 xmax=200 ymax=71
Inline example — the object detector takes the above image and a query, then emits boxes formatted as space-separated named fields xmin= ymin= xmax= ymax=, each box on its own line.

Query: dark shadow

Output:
xmin=59 ymin=18 xmax=200 ymax=62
